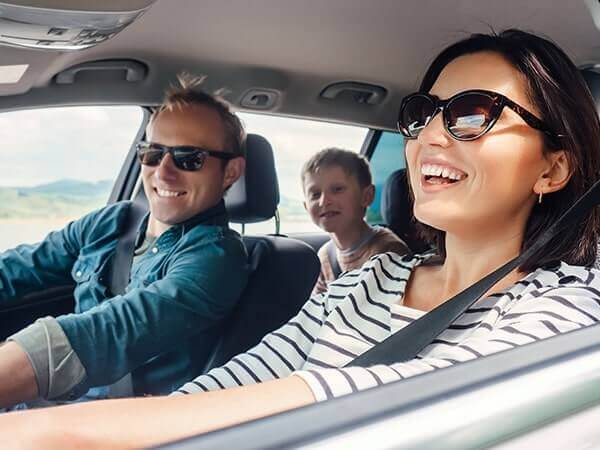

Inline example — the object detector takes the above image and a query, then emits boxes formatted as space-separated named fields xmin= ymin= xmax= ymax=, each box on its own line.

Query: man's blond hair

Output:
xmin=152 ymin=73 xmax=246 ymax=158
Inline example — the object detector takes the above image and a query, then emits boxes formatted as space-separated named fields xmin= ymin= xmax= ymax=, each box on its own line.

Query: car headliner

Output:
xmin=0 ymin=0 xmax=599 ymax=130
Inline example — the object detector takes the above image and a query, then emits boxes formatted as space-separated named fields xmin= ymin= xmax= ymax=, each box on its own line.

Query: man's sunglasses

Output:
xmin=136 ymin=141 xmax=237 ymax=171
xmin=397 ymin=89 xmax=563 ymax=143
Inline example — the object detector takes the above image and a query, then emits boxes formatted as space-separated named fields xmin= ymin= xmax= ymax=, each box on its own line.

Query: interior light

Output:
xmin=0 ymin=1 xmax=157 ymax=51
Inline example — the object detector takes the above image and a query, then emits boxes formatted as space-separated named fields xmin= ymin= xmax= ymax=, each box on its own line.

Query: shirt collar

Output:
xmin=136 ymin=199 xmax=229 ymax=247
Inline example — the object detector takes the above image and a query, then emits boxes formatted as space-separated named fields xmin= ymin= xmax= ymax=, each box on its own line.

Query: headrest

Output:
xmin=381 ymin=169 xmax=413 ymax=235
xmin=225 ymin=133 xmax=280 ymax=224
xmin=380 ymin=168 xmax=429 ymax=253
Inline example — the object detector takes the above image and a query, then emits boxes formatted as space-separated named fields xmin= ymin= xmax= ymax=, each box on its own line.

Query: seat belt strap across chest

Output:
xmin=327 ymin=240 xmax=342 ymax=278
xmin=347 ymin=179 xmax=600 ymax=368
xmin=106 ymin=200 xmax=147 ymax=397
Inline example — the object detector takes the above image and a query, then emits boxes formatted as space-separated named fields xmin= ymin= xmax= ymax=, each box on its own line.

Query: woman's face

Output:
xmin=405 ymin=51 xmax=551 ymax=238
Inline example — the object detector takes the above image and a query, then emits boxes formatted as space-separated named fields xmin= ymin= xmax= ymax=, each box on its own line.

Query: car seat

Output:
xmin=201 ymin=133 xmax=321 ymax=370
xmin=380 ymin=168 xmax=430 ymax=253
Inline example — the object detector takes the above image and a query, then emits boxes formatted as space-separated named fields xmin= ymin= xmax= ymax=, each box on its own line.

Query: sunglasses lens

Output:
xmin=137 ymin=147 xmax=164 ymax=166
xmin=399 ymin=95 xmax=436 ymax=138
xmin=172 ymin=148 xmax=207 ymax=171
xmin=446 ymin=94 xmax=495 ymax=139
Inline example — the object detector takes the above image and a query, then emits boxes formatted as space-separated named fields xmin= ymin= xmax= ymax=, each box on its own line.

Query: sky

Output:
xmin=0 ymin=106 xmax=144 ymax=187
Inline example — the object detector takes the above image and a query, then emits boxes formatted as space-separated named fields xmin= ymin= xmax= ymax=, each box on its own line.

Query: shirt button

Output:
xmin=75 ymin=271 xmax=82 ymax=278
xmin=152 ymin=247 xmax=158 ymax=254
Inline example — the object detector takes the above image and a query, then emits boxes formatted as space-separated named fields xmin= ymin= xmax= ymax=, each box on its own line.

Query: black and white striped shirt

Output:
xmin=175 ymin=252 xmax=600 ymax=401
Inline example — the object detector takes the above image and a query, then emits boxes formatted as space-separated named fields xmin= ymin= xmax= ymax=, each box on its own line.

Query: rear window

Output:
xmin=236 ymin=112 xmax=368 ymax=234
xmin=366 ymin=131 xmax=407 ymax=224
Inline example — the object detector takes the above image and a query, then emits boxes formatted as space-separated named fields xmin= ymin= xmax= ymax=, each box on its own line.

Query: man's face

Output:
xmin=142 ymin=104 xmax=238 ymax=236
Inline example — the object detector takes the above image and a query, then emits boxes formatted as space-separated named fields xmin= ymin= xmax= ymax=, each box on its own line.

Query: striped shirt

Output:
xmin=175 ymin=252 xmax=600 ymax=401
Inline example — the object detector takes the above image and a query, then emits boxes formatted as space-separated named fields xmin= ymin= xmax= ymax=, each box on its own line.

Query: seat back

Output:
xmin=204 ymin=235 xmax=319 ymax=369
xmin=203 ymin=133 xmax=320 ymax=370
xmin=380 ymin=168 xmax=430 ymax=253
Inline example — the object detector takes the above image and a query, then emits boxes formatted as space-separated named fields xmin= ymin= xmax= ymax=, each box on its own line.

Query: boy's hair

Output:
xmin=301 ymin=148 xmax=372 ymax=189
xmin=151 ymin=73 xmax=246 ymax=159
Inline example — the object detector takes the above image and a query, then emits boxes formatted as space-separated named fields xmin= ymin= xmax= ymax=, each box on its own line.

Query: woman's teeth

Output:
xmin=421 ymin=163 xmax=467 ymax=182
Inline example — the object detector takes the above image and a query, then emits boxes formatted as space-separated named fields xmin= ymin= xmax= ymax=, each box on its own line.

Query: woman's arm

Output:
xmin=1 ymin=376 xmax=315 ymax=450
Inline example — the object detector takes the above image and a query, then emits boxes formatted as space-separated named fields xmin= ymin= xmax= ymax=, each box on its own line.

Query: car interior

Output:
xmin=2 ymin=0 xmax=600 ymax=448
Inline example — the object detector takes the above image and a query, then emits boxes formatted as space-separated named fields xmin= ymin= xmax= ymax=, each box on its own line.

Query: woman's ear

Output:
xmin=534 ymin=150 xmax=571 ymax=196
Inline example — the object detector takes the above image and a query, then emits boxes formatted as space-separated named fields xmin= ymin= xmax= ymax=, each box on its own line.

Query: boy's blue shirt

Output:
xmin=0 ymin=200 xmax=249 ymax=396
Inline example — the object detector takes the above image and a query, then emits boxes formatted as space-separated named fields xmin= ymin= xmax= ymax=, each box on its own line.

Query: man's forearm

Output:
xmin=0 ymin=342 xmax=38 ymax=408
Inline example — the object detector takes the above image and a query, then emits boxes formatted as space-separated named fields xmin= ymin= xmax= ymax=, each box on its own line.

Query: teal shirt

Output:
xmin=0 ymin=200 xmax=249 ymax=396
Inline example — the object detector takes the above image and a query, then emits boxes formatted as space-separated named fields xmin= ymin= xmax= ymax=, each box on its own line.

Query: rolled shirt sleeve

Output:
xmin=8 ymin=317 xmax=86 ymax=400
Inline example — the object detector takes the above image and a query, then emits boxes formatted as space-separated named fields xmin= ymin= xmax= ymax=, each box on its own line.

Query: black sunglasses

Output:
xmin=136 ymin=141 xmax=237 ymax=171
xmin=397 ymin=89 xmax=563 ymax=143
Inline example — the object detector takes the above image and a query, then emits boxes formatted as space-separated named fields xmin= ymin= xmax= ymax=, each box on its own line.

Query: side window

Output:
xmin=366 ymin=131 xmax=406 ymax=224
xmin=0 ymin=106 xmax=145 ymax=251
xmin=236 ymin=113 xmax=368 ymax=234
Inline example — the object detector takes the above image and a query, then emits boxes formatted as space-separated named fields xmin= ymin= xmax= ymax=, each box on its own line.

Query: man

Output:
xmin=0 ymin=76 xmax=249 ymax=408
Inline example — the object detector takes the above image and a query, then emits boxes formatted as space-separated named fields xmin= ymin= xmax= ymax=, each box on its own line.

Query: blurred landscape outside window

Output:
xmin=0 ymin=106 xmax=144 ymax=251
xmin=0 ymin=108 xmax=373 ymax=251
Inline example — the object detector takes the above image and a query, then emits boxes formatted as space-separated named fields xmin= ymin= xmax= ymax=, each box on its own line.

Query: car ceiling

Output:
xmin=0 ymin=0 xmax=599 ymax=130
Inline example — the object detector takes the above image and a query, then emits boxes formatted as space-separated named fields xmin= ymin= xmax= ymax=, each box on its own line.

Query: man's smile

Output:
xmin=154 ymin=187 xmax=186 ymax=198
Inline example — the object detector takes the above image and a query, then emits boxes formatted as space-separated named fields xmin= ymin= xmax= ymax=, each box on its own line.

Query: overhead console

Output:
xmin=0 ymin=0 xmax=156 ymax=51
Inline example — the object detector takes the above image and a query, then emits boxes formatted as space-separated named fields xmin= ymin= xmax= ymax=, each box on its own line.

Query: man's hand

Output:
xmin=0 ymin=342 xmax=38 ymax=408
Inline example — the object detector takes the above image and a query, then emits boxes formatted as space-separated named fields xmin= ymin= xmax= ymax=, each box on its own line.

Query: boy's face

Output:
xmin=303 ymin=165 xmax=374 ymax=234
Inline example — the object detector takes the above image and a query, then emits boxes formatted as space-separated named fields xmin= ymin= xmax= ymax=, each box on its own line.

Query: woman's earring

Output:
xmin=538 ymin=191 xmax=543 ymax=204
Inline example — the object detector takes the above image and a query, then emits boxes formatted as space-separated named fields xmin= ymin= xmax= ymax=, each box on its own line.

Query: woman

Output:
xmin=3 ymin=29 xmax=600 ymax=449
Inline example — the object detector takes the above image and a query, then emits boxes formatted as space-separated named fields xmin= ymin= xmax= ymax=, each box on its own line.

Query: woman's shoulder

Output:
xmin=533 ymin=262 xmax=600 ymax=288
xmin=336 ymin=251 xmax=433 ymax=283
xmin=366 ymin=250 xmax=431 ymax=267
xmin=325 ymin=252 xmax=421 ymax=290
xmin=507 ymin=262 xmax=600 ymax=309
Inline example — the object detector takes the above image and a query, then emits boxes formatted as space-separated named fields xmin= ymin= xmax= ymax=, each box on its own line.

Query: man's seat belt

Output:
xmin=327 ymin=240 xmax=342 ymax=278
xmin=105 ymin=200 xmax=148 ymax=397
xmin=347 ymin=180 xmax=600 ymax=368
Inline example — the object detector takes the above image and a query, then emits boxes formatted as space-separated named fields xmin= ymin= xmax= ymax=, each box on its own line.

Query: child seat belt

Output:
xmin=327 ymin=240 xmax=342 ymax=278
xmin=347 ymin=180 xmax=600 ymax=368
xmin=105 ymin=200 xmax=148 ymax=397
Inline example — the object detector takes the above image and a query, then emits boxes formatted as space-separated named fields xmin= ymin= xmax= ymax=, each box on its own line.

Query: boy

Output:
xmin=301 ymin=148 xmax=409 ymax=294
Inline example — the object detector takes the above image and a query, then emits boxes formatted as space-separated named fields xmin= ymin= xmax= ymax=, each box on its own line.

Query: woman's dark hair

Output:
xmin=412 ymin=29 xmax=600 ymax=270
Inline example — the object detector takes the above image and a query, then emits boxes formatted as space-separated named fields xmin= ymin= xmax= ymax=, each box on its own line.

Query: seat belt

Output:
xmin=347 ymin=180 xmax=600 ymax=368
xmin=105 ymin=200 xmax=147 ymax=397
xmin=327 ymin=240 xmax=342 ymax=278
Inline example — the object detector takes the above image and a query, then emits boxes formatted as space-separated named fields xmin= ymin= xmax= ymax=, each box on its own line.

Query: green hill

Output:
xmin=0 ymin=180 xmax=112 ymax=219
